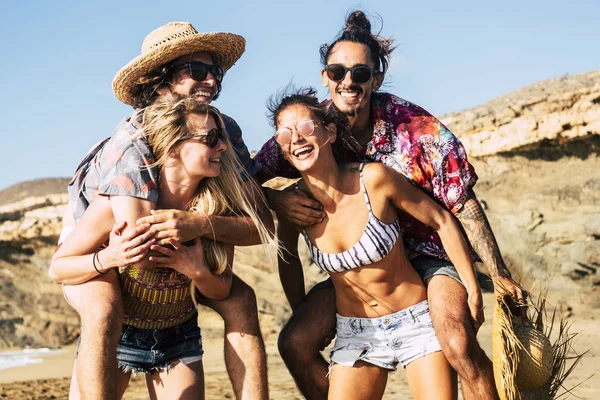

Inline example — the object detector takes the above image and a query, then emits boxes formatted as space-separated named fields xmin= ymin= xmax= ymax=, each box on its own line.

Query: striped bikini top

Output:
xmin=301 ymin=163 xmax=402 ymax=274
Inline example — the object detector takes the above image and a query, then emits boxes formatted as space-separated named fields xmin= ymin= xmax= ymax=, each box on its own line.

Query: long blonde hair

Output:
xmin=140 ymin=93 xmax=276 ymax=274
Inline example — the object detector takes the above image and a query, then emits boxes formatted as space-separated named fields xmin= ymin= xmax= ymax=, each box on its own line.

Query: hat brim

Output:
xmin=112 ymin=32 xmax=245 ymax=106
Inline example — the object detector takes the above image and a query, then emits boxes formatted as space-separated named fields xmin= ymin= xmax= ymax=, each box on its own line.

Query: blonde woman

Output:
xmin=49 ymin=94 xmax=275 ymax=399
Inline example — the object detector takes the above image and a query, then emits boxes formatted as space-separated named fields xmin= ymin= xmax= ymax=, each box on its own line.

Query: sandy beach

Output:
xmin=1 ymin=292 xmax=597 ymax=399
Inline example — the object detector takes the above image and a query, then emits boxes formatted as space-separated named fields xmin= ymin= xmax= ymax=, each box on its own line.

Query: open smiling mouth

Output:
xmin=338 ymin=89 xmax=362 ymax=101
xmin=292 ymin=145 xmax=314 ymax=159
xmin=193 ymin=90 xmax=213 ymax=99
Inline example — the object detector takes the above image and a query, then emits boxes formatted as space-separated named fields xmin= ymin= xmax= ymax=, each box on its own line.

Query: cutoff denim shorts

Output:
xmin=116 ymin=315 xmax=204 ymax=374
xmin=329 ymin=300 xmax=442 ymax=371
xmin=411 ymin=255 xmax=463 ymax=286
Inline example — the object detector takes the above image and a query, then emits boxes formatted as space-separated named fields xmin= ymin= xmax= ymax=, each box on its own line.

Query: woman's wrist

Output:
xmin=97 ymin=249 xmax=115 ymax=272
xmin=92 ymin=250 xmax=109 ymax=274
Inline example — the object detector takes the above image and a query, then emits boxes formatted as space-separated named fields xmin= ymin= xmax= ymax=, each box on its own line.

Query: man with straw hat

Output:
xmin=60 ymin=21 xmax=271 ymax=399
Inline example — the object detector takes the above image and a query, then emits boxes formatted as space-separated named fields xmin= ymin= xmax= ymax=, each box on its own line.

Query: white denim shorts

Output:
xmin=329 ymin=300 xmax=441 ymax=371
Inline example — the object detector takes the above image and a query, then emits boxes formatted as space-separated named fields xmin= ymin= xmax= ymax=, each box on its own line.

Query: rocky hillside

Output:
xmin=441 ymin=70 xmax=600 ymax=309
xmin=0 ymin=184 xmax=78 ymax=349
xmin=0 ymin=178 xmax=69 ymax=207
xmin=443 ymin=70 xmax=600 ymax=157
xmin=0 ymin=71 xmax=598 ymax=350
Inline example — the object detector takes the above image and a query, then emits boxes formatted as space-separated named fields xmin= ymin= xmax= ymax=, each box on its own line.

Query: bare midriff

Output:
xmin=331 ymin=242 xmax=427 ymax=318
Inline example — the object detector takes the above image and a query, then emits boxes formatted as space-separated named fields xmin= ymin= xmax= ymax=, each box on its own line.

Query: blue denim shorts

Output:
xmin=329 ymin=300 xmax=441 ymax=371
xmin=117 ymin=316 xmax=204 ymax=374
xmin=411 ymin=255 xmax=463 ymax=286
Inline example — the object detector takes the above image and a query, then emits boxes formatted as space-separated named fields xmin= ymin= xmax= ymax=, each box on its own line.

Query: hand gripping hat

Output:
xmin=112 ymin=22 xmax=245 ymax=106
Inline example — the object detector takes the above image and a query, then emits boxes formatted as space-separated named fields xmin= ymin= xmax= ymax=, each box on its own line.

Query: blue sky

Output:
xmin=0 ymin=0 xmax=598 ymax=190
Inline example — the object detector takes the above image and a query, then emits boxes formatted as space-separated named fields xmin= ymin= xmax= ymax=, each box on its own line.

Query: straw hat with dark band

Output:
xmin=112 ymin=22 xmax=246 ymax=106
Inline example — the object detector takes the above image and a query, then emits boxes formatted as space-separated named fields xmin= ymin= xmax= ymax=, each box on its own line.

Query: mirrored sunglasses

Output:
xmin=325 ymin=64 xmax=377 ymax=84
xmin=274 ymin=119 xmax=319 ymax=146
xmin=170 ymin=61 xmax=224 ymax=84
xmin=179 ymin=128 xmax=225 ymax=148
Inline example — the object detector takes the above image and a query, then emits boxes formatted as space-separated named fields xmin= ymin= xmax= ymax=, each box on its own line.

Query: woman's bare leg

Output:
xmin=68 ymin=362 xmax=80 ymax=400
xmin=147 ymin=361 xmax=205 ymax=400
xmin=328 ymin=361 xmax=388 ymax=400
xmin=116 ymin=369 xmax=132 ymax=399
xmin=405 ymin=351 xmax=456 ymax=400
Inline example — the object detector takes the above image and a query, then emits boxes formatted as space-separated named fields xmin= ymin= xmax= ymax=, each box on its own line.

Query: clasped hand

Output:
xmin=137 ymin=209 xmax=201 ymax=245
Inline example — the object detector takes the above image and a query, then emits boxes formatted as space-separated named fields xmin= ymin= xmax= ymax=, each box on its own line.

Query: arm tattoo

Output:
xmin=455 ymin=191 xmax=511 ymax=278
xmin=348 ymin=166 xmax=359 ymax=174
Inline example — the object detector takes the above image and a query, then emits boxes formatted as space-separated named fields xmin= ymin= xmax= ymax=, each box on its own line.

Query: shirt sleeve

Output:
xmin=67 ymin=138 xmax=110 ymax=222
xmin=396 ymin=106 xmax=478 ymax=214
xmin=222 ymin=114 xmax=261 ymax=177
xmin=96 ymin=127 xmax=159 ymax=203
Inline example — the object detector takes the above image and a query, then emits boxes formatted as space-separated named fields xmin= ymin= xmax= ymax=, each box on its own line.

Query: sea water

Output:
xmin=0 ymin=348 xmax=66 ymax=370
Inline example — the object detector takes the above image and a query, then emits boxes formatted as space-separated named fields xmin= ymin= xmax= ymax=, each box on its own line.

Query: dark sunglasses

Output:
xmin=325 ymin=64 xmax=378 ymax=84
xmin=179 ymin=128 xmax=225 ymax=148
xmin=170 ymin=61 xmax=224 ymax=84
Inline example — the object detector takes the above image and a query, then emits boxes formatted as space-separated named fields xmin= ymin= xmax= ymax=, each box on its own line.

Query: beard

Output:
xmin=338 ymin=103 xmax=363 ymax=117
xmin=333 ymin=84 xmax=366 ymax=118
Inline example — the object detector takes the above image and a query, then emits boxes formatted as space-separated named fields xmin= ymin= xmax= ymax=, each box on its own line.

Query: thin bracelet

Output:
xmin=93 ymin=250 xmax=109 ymax=275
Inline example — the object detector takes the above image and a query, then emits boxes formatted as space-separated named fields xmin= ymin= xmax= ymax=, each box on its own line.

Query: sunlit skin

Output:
xmin=277 ymin=105 xmax=428 ymax=317
xmin=50 ymin=112 xmax=230 ymax=289
xmin=276 ymin=103 xmax=482 ymax=399
xmin=50 ymin=110 xmax=233 ymax=399
xmin=52 ymin=29 xmax=272 ymax=399
xmin=277 ymin=105 xmax=336 ymax=174
xmin=163 ymin=114 xmax=226 ymax=198
xmin=321 ymin=41 xmax=383 ymax=144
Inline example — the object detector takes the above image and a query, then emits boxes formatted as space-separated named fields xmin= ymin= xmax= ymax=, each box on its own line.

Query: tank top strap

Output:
xmin=358 ymin=163 xmax=372 ymax=213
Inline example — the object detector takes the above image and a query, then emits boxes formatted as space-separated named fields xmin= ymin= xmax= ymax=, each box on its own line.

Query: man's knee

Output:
xmin=230 ymin=276 xmax=258 ymax=308
xmin=278 ymin=317 xmax=317 ymax=364
xmin=427 ymin=279 xmax=482 ymax=362
xmin=436 ymin=320 xmax=488 ymax=380
xmin=63 ymin=271 xmax=123 ymax=327
xmin=79 ymin=295 xmax=123 ymax=335
xmin=278 ymin=290 xmax=336 ymax=362
xmin=207 ymin=275 xmax=260 ymax=329
xmin=439 ymin=326 xmax=472 ymax=360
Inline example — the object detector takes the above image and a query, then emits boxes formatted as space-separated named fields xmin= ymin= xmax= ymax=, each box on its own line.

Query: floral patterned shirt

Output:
xmin=255 ymin=92 xmax=478 ymax=261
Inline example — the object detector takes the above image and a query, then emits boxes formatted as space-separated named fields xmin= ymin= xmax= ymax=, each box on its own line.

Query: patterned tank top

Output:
xmin=301 ymin=163 xmax=401 ymax=274
xmin=119 ymin=265 xmax=196 ymax=330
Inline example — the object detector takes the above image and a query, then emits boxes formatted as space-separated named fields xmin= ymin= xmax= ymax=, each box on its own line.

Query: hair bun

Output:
xmin=344 ymin=11 xmax=371 ymax=33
